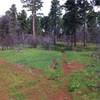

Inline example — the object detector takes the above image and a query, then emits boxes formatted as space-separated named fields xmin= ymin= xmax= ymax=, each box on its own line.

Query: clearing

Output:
xmin=0 ymin=48 xmax=99 ymax=100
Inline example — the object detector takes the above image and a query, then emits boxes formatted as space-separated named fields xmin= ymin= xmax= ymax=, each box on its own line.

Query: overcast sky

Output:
xmin=0 ymin=0 xmax=99 ymax=16
xmin=0 ymin=0 xmax=66 ymax=16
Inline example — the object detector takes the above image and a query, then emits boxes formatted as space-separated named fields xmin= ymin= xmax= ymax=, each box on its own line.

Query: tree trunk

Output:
xmin=32 ymin=0 xmax=37 ymax=48
xmin=33 ymin=13 xmax=36 ymax=38
xmin=22 ymin=32 xmax=25 ymax=46
xmin=83 ymin=0 xmax=87 ymax=47
xmin=53 ymin=34 xmax=56 ymax=45
xmin=83 ymin=22 xmax=87 ymax=47
xmin=71 ymin=34 xmax=73 ymax=48
xmin=73 ymin=31 xmax=77 ymax=47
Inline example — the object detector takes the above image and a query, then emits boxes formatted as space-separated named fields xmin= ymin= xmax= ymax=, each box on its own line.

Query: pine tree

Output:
xmin=21 ymin=0 xmax=43 ymax=47
xmin=27 ymin=15 xmax=33 ymax=34
xmin=17 ymin=10 xmax=28 ymax=33
xmin=49 ymin=0 xmax=62 ymax=45
xmin=9 ymin=4 xmax=17 ymax=34
xmin=77 ymin=0 xmax=92 ymax=47
xmin=41 ymin=16 xmax=50 ymax=34
xmin=87 ymin=9 xmax=97 ymax=42
xmin=63 ymin=0 xmax=80 ymax=47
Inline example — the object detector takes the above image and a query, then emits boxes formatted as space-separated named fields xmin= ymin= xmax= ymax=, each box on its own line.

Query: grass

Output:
xmin=0 ymin=48 xmax=92 ymax=80
xmin=63 ymin=44 xmax=100 ymax=100
xmin=0 ymin=46 xmax=100 ymax=100
xmin=67 ymin=59 xmax=100 ymax=100
xmin=0 ymin=62 xmax=35 ymax=99
xmin=0 ymin=49 xmax=61 ymax=68
xmin=0 ymin=48 xmax=92 ymax=68
xmin=0 ymin=61 xmax=65 ymax=99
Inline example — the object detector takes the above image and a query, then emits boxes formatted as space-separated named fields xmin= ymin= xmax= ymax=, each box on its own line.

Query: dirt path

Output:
xmin=0 ymin=90 xmax=9 ymax=100
xmin=62 ymin=61 xmax=84 ymax=75
xmin=0 ymin=59 xmax=84 ymax=100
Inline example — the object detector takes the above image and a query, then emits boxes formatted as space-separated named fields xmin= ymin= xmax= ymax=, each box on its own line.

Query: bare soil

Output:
xmin=62 ymin=61 xmax=84 ymax=75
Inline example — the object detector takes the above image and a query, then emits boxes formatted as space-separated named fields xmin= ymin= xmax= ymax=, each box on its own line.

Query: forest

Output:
xmin=0 ymin=0 xmax=100 ymax=100
xmin=0 ymin=0 xmax=99 ymax=49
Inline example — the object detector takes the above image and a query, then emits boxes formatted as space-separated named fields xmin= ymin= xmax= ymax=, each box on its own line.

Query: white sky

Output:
xmin=0 ymin=0 xmax=66 ymax=16
xmin=0 ymin=0 xmax=99 ymax=17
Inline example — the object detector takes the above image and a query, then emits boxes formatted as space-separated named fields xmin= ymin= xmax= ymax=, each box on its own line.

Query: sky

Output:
xmin=0 ymin=0 xmax=22 ymax=16
xmin=0 ymin=0 xmax=66 ymax=16
xmin=0 ymin=0 xmax=99 ymax=17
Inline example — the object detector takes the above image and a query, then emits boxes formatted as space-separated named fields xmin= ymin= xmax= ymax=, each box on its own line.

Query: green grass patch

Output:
xmin=0 ymin=47 xmax=99 ymax=99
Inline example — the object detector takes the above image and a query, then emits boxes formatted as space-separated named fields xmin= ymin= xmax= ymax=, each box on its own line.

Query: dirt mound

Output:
xmin=62 ymin=61 xmax=84 ymax=74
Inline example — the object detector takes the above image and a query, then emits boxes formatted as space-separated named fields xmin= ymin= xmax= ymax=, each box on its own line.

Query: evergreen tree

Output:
xmin=49 ymin=0 xmax=62 ymax=44
xmin=27 ymin=15 xmax=33 ymax=34
xmin=97 ymin=12 xmax=100 ymax=25
xmin=63 ymin=0 xmax=93 ymax=47
xmin=87 ymin=9 xmax=97 ymax=42
xmin=41 ymin=16 xmax=50 ymax=34
xmin=17 ymin=10 xmax=28 ymax=34
xmin=0 ymin=16 xmax=10 ymax=37
xmin=35 ymin=16 xmax=43 ymax=35
xmin=77 ymin=0 xmax=92 ymax=46
xmin=9 ymin=4 xmax=17 ymax=34
xmin=21 ymin=0 xmax=43 ymax=47
xmin=63 ymin=0 xmax=80 ymax=47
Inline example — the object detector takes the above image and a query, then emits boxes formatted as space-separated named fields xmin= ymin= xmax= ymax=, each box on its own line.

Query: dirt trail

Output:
xmin=0 ymin=59 xmax=84 ymax=100
xmin=62 ymin=61 xmax=84 ymax=75
xmin=51 ymin=90 xmax=72 ymax=100
xmin=0 ymin=90 xmax=9 ymax=100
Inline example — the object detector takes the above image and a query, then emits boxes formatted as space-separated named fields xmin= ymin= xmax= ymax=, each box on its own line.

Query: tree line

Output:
xmin=0 ymin=0 xmax=100 ymax=49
